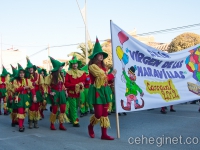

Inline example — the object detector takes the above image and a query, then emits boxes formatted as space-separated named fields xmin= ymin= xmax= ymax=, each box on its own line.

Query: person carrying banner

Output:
xmin=65 ymin=55 xmax=86 ymax=127
xmin=79 ymin=65 xmax=93 ymax=117
xmin=45 ymin=56 xmax=69 ymax=130
xmin=87 ymin=37 xmax=117 ymax=140
xmin=13 ymin=63 xmax=36 ymax=132
xmin=26 ymin=57 xmax=44 ymax=129
xmin=160 ymin=105 xmax=176 ymax=114
xmin=0 ymin=66 xmax=11 ymax=115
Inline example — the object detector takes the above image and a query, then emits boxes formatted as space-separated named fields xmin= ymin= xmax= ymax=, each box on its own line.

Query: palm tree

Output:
xmin=68 ymin=40 xmax=113 ymax=69
xmin=68 ymin=41 xmax=94 ymax=66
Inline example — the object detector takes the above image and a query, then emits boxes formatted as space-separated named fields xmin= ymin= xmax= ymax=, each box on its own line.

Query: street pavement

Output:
xmin=0 ymin=103 xmax=200 ymax=150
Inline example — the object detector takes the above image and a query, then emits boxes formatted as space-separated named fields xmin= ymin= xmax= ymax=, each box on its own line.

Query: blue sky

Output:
xmin=0 ymin=0 xmax=200 ymax=66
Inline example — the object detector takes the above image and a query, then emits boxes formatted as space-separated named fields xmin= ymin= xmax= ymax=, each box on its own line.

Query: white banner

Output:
xmin=111 ymin=21 xmax=200 ymax=113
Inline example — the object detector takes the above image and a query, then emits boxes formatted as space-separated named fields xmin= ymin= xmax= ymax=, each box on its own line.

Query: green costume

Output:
xmin=47 ymin=56 xmax=68 ymax=130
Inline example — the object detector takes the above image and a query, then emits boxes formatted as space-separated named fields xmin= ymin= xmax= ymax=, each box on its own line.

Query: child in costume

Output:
xmin=45 ymin=56 xmax=68 ymax=130
xmin=0 ymin=66 xmax=10 ymax=115
xmin=13 ymin=63 xmax=36 ymax=132
xmin=7 ymin=65 xmax=18 ymax=126
xmin=121 ymin=66 xmax=144 ymax=111
xmin=65 ymin=56 xmax=86 ymax=127
xmin=26 ymin=57 xmax=44 ymax=129
xmin=37 ymin=67 xmax=48 ymax=119
xmin=80 ymin=65 xmax=93 ymax=117
xmin=87 ymin=38 xmax=117 ymax=140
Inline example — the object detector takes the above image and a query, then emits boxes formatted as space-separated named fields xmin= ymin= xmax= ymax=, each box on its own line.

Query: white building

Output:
xmin=0 ymin=49 xmax=26 ymax=73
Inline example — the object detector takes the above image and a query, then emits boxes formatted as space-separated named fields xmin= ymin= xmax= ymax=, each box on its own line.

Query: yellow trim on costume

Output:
xmin=89 ymin=64 xmax=107 ymax=89
xmin=100 ymin=116 xmax=110 ymax=128
xmin=67 ymin=69 xmax=84 ymax=79
xmin=58 ymin=113 xmax=69 ymax=123
xmin=50 ymin=113 xmax=57 ymax=124
xmin=17 ymin=113 xmax=26 ymax=119
xmin=90 ymin=115 xmax=100 ymax=126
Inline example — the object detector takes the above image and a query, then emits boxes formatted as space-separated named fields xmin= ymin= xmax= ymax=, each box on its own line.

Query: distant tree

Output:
xmin=168 ymin=32 xmax=200 ymax=53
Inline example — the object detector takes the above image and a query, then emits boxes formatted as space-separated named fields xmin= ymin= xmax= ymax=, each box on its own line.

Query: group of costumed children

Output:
xmin=0 ymin=38 xmax=117 ymax=140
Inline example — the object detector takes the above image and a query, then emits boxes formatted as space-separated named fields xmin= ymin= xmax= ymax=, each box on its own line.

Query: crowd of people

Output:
xmin=0 ymin=38 xmax=117 ymax=140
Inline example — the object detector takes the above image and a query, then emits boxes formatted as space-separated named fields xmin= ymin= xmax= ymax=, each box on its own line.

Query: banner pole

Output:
xmin=110 ymin=20 xmax=120 ymax=139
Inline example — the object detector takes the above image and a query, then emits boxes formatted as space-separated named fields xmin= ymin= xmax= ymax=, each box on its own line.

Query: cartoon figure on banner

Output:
xmin=116 ymin=31 xmax=144 ymax=110
xmin=120 ymin=66 xmax=144 ymax=110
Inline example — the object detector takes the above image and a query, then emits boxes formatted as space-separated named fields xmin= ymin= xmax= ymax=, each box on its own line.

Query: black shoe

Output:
xmin=164 ymin=107 xmax=167 ymax=110
xmin=0 ymin=112 xmax=2 ymax=115
xmin=80 ymin=113 xmax=84 ymax=118
xmin=11 ymin=123 xmax=15 ymax=127
xmin=90 ymin=110 xmax=94 ymax=114
xmin=190 ymin=101 xmax=196 ymax=104
xmin=118 ymin=113 xmax=121 ymax=116
xmin=73 ymin=124 xmax=80 ymax=127
xmin=147 ymin=109 xmax=154 ymax=111
xmin=84 ymin=112 xmax=88 ymax=116
xmin=108 ymin=112 xmax=111 ymax=115
xmin=44 ymin=108 xmax=48 ymax=111
xmin=160 ymin=110 xmax=167 ymax=114
xmin=199 ymin=109 xmax=200 ymax=112
xmin=123 ymin=112 xmax=127 ymax=115
xmin=19 ymin=127 xmax=25 ymax=132
xmin=170 ymin=109 xmax=176 ymax=112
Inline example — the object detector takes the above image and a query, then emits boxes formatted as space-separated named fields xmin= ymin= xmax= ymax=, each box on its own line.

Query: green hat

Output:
xmin=69 ymin=55 xmax=82 ymax=69
xmin=37 ymin=66 xmax=47 ymax=76
xmin=49 ymin=56 xmax=65 ymax=72
xmin=88 ymin=37 xmax=108 ymax=59
xmin=1 ymin=65 xmax=9 ymax=77
xmin=80 ymin=65 xmax=89 ymax=74
xmin=108 ymin=68 xmax=113 ymax=74
xmin=25 ymin=56 xmax=37 ymax=71
xmin=14 ymin=63 xmax=26 ymax=78
xmin=10 ymin=64 xmax=18 ymax=77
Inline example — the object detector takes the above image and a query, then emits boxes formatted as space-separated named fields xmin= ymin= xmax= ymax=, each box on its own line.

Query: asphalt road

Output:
xmin=0 ymin=103 xmax=200 ymax=150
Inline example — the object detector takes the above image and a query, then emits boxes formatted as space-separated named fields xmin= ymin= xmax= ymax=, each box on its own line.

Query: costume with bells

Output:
xmin=7 ymin=65 xmax=19 ymax=127
xmin=80 ymin=65 xmax=93 ymax=116
xmin=64 ymin=55 xmax=86 ymax=127
xmin=13 ymin=63 xmax=36 ymax=132
xmin=25 ymin=57 xmax=44 ymax=129
xmin=45 ymin=56 xmax=69 ymax=130
xmin=0 ymin=66 xmax=10 ymax=115
xmin=87 ymin=38 xmax=115 ymax=140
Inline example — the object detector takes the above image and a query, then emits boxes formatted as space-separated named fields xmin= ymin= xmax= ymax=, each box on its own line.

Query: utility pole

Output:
xmin=85 ymin=0 xmax=88 ymax=64
xmin=48 ymin=44 xmax=50 ymax=71
xmin=0 ymin=35 xmax=2 ymax=73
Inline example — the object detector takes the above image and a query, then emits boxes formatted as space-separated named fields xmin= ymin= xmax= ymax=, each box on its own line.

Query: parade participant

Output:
xmin=37 ymin=67 xmax=48 ymax=119
xmin=80 ymin=65 xmax=93 ymax=117
xmin=87 ymin=38 xmax=117 ymax=140
xmin=26 ymin=57 xmax=44 ymax=129
xmin=107 ymin=68 xmax=115 ymax=115
xmin=160 ymin=105 xmax=176 ymax=114
xmin=13 ymin=63 xmax=36 ymax=132
xmin=45 ymin=56 xmax=68 ymax=130
xmin=65 ymin=55 xmax=86 ymax=127
xmin=0 ymin=66 xmax=10 ymax=115
xmin=7 ymin=65 xmax=18 ymax=126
